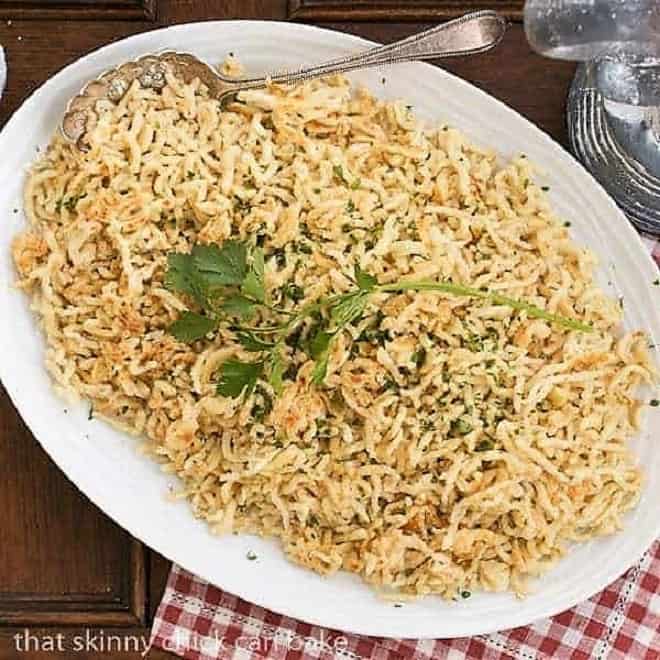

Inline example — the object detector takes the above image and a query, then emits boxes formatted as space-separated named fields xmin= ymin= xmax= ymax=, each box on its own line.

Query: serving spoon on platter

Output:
xmin=62 ymin=10 xmax=507 ymax=149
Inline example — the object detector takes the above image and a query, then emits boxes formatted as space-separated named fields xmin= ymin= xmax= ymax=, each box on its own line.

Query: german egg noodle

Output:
xmin=13 ymin=68 xmax=656 ymax=599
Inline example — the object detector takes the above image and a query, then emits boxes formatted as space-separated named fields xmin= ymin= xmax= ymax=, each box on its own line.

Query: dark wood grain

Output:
xmin=289 ymin=0 xmax=524 ymax=21
xmin=0 ymin=388 xmax=146 ymax=627
xmin=0 ymin=0 xmax=157 ymax=21
xmin=0 ymin=3 xmax=575 ymax=659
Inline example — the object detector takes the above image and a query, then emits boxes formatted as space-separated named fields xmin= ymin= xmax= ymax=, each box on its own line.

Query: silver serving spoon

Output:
xmin=62 ymin=11 xmax=507 ymax=148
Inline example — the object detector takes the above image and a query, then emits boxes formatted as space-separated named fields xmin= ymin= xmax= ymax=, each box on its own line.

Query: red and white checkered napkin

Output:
xmin=150 ymin=237 xmax=660 ymax=660
xmin=149 ymin=541 xmax=660 ymax=660
xmin=641 ymin=233 xmax=660 ymax=268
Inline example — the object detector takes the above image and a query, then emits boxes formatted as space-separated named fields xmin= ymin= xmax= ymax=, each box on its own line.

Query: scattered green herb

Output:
xmin=272 ymin=248 xmax=287 ymax=269
xmin=282 ymin=283 xmax=305 ymax=302
xmin=57 ymin=193 xmax=86 ymax=213
xmin=358 ymin=311 xmax=389 ymax=346
xmin=333 ymin=164 xmax=345 ymax=182
xmin=381 ymin=378 xmax=399 ymax=393
xmin=233 ymin=196 xmax=251 ymax=213
xmin=451 ymin=418 xmax=473 ymax=436
xmin=475 ymin=439 xmax=494 ymax=451
xmin=421 ymin=418 xmax=435 ymax=432
xmin=411 ymin=347 xmax=427 ymax=368
xmin=251 ymin=386 xmax=274 ymax=421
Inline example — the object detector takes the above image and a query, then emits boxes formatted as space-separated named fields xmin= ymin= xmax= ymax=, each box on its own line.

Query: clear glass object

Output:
xmin=524 ymin=0 xmax=660 ymax=234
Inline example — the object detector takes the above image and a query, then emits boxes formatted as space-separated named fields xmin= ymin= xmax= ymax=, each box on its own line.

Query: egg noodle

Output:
xmin=12 ymin=69 xmax=656 ymax=599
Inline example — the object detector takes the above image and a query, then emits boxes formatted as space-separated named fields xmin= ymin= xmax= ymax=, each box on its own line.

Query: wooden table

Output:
xmin=0 ymin=2 xmax=574 ymax=658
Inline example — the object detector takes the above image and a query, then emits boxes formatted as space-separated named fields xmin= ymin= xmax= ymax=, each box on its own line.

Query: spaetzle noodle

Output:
xmin=12 ymin=69 xmax=656 ymax=600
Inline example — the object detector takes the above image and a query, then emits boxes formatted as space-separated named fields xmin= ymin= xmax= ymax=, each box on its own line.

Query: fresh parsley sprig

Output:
xmin=164 ymin=240 xmax=593 ymax=400
xmin=164 ymin=240 xmax=286 ymax=396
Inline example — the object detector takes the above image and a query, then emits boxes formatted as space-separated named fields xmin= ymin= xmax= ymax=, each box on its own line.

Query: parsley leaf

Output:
xmin=168 ymin=312 xmax=217 ymax=343
xmin=164 ymin=252 xmax=211 ymax=309
xmin=216 ymin=359 xmax=263 ymax=397
xmin=354 ymin=264 xmax=377 ymax=291
xmin=241 ymin=246 xmax=265 ymax=302
xmin=193 ymin=241 xmax=247 ymax=286
xmin=221 ymin=295 xmax=257 ymax=319
xmin=164 ymin=253 xmax=198 ymax=297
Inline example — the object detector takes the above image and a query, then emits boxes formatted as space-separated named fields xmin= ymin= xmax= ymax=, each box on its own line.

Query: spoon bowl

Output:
xmin=62 ymin=10 xmax=507 ymax=149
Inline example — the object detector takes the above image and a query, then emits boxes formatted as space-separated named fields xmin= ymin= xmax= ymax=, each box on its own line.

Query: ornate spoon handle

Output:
xmin=226 ymin=11 xmax=507 ymax=92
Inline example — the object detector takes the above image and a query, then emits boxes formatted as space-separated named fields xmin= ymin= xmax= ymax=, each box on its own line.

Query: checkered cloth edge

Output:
xmin=640 ymin=233 xmax=660 ymax=268
xmin=149 ymin=235 xmax=660 ymax=660
xmin=149 ymin=542 xmax=660 ymax=660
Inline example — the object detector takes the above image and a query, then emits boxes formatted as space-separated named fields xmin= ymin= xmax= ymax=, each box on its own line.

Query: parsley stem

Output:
xmin=375 ymin=281 xmax=593 ymax=333
xmin=234 ymin=324 xmax=282 ymax=334
xmin=263 ymin=303 xmax=296 ymax=317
